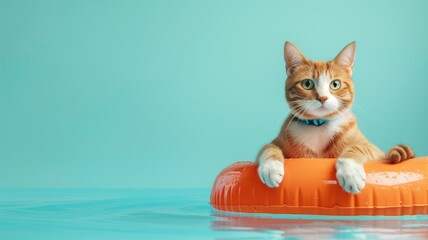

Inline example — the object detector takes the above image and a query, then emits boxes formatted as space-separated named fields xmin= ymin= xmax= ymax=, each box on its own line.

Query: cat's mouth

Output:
xmin=319 ymin=105 xmax=334 ymax=112
xmin=306 ymin=105 xmax=338 ymax=118
xmin=291 ymin=100 xmax=341 ymax=119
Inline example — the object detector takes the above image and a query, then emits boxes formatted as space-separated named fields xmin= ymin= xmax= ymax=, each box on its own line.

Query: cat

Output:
xmin=256 ymin=42 xmax=414 ymax=194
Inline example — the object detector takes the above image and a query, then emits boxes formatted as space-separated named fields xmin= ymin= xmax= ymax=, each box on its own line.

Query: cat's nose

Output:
xmin=317 ymin=96 xmax=328 ymax=104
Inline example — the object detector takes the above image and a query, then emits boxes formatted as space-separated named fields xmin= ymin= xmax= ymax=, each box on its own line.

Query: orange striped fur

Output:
xmin=256 ymin=42 xmax=414 ymax=194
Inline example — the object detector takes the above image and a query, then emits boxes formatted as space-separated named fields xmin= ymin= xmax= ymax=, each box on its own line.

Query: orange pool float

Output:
xmin=210 ymin=157 xmax=428 ymax=216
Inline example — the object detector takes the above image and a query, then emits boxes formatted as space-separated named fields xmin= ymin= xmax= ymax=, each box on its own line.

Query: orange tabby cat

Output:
xmin=256 ymin=42 xmax=414 ymax=194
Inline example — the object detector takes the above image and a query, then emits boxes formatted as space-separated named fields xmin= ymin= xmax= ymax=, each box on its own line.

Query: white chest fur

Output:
xmin=288 ymin=112 xmax=353 ymax=156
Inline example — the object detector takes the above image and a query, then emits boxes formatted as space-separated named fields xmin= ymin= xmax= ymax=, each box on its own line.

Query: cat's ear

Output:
xmin=284 ymin=42 xmax=308 ymax=74
xmin=332 ymin=42 xmax=356 ymax=75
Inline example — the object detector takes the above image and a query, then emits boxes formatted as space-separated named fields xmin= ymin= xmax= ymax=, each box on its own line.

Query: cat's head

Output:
xmin=284 ymin=42 xmax=355 ymax=120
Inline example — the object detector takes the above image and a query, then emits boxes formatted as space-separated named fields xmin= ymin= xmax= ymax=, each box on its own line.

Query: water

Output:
xmin=1 ymin=189 xmax=428 ymax=239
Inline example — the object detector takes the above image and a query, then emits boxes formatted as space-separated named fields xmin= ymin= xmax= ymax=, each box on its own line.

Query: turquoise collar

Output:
xmin=297 ymin=118 xmax=327 ymax=126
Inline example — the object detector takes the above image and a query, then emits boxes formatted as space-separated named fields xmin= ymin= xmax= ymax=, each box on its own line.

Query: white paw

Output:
xmin=335 ymin=158 xmax=366 ymax=194
xmin=258 ymin=159 xmax=284 ymax=188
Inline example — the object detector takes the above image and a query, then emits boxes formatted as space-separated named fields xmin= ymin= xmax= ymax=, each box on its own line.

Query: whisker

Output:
xmin=351 ymin=102 xmax=369 ymax=122
xmin=283 ymin=105 xmax=308 ymax=147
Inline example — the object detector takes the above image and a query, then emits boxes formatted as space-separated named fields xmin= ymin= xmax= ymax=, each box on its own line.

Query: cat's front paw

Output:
xmin=258 ymin=159 xmax=284 ymax=188
xmin=335 ymin=158 xmax=366 ymax=194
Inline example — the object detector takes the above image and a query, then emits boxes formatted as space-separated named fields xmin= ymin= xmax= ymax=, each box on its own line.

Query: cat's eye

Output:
xmin=330 ymin=80 xmax=341 ymax=90
xmin=301 ymin=79 xmax=314 ymax=90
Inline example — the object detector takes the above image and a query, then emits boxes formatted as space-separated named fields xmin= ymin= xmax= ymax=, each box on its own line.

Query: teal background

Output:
xmin=1 ymin=0 xmax=427 ymax=189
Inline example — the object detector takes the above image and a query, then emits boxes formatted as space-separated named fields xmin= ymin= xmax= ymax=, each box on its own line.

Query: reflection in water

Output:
xmin=0 ymin=189 xmax=428 ymax=239
xmin=212 ymin=211 xmax=428 ymax=239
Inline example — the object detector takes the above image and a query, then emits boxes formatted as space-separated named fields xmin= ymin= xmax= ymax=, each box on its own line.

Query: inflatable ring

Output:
xmin=210 ymin=158 xmax=428 ymax=216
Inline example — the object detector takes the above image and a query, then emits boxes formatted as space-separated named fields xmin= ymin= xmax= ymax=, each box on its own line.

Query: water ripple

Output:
xmin=1 ymin=189 xmax=428 ymax=239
